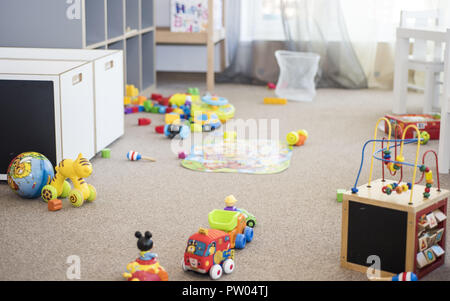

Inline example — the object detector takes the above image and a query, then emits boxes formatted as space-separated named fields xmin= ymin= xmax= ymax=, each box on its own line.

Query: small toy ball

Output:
xmin=178 ymin=152 xmax=187 ymax=159
xmin=7 ymin=152 xmax=54 ymax=199
xmin=267 ymin=82 xmax=276 ymax=90
xmin=420 ymin=131 xmax=430 ymax=145
xmin=286 ymin=129 xmax=308 ymax=146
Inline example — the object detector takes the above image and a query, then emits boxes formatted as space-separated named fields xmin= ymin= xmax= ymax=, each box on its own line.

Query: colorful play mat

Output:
xmin=181 ymin=137 xmax=292 ymax=174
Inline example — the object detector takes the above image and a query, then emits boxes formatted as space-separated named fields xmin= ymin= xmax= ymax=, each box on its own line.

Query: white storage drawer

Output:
xmin=0 ymin=59 xmax=95 ymax=179
xmin=0 ymin=48 xmax=124 ymax=152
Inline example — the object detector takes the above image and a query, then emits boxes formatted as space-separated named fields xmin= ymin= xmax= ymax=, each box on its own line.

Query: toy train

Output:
xmin=182 ymin=196 xmax=256 ymax=280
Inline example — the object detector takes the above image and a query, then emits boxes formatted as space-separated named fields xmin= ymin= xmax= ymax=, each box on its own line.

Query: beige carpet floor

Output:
xmin=1 ymin=78 xmax=450 ymax=281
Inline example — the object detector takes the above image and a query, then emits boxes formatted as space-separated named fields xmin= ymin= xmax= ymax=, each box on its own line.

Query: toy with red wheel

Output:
xmin=182 ymin=228 xmax=235 ymax=280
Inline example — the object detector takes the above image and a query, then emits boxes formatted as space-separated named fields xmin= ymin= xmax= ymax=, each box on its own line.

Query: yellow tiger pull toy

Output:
xmin=41 ymin=153 xmax=97 ymax=208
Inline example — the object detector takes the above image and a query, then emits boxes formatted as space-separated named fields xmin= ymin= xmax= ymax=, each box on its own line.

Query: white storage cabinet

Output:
xmin=0 ymin=59 xmax=95 ymax=180
xmin=0 ymin=48 xmax=124 ymax=153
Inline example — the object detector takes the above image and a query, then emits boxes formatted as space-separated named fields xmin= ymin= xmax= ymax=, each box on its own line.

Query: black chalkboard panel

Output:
xmin=0 ymin=80 xmax=56 ymax=176
xmin=347 ymin=200 xmax=408 ymax=274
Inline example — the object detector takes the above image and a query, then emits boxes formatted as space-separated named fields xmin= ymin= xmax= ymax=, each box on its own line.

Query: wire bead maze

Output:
xmin=351 ymin=118 xmax=441 ymax=205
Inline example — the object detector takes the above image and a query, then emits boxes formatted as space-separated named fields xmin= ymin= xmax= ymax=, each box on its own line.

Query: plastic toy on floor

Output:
xmin=223 ymin=195 xmax=257 ymax=228
xmin=182 ymin=228 xmax=235 ymax=280
xmin=208 ymin=209 xmax=254 ymax=249
xmin=191 ymin=93 xmax=235 ymax=124
xmin=286 ymin=129 xmax=308 ymax=146
xmin=127 ymin=150 xmax=156 ymax=162
xmin=369 ymin=272 xmax=418 ymax=281
xmin=123 ymin=231 xmax=169 ymax=281
xmin=164 ymin=122 xmax=190 ymax=139
xmin=191 ymin=111 xmax=221 ymax=132
xmin=41 ymin=153 xmax=96 ymax=208
xmin=7 ymin=152 xmax=54 ymax=199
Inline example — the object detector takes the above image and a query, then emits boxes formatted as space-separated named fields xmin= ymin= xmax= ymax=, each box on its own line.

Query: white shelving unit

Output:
xmin=0 ymin=0 xmax=156 ymax=95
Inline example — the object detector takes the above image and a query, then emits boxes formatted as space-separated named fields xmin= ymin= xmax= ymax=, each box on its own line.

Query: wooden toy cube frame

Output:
xmin=341 ymin=179 xmax=449 ymax=279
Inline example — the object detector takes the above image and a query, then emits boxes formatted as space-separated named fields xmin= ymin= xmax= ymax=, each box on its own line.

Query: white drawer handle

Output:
xmin=105 ymin=60 xmax=114 ymax=70
xmin=72 ymin=73 xmax=83 ymax=85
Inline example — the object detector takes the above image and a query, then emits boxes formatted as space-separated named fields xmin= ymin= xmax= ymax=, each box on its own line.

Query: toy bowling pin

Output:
xmin=127 ymin=151 xmax=156 ymax=162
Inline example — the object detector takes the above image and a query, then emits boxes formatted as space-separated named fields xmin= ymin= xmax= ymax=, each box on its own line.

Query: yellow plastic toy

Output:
xmin=286 ymin=129 xmax=308 ymax=146
xmin=41 ymin=153 xmax=97 ymax=208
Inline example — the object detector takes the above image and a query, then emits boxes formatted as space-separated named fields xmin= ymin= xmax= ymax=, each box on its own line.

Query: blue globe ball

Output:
xmin=7 ymin=152 xmax=54 ymax=199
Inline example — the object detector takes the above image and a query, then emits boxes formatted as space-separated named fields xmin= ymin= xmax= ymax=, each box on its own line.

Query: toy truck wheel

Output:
xmin=60 ymin=181 xmax=71 ymax=198
xmin=247 ymin=220 xmax=256 ymax=228
xmin=222 ymin=259 xmax=235 ymax=274
xmin=163 ymin=124 xmax=170 ymax=137
xmin=244 ymin=226 xmax=254 ymax=243
xmin=86 ymin=184 xmax=97 ymax=202
xmin=235 ymin=234 xmax=246 ymax=249
xmin=181 ymin=259 xmax=188 ymax=272
xmin=69 ymin=189 xmax=84 ymax=208
xmin=209 ymin=264 xmax=223 ymax=280
xmin=41 ymin=185 xmax=57 ymax=203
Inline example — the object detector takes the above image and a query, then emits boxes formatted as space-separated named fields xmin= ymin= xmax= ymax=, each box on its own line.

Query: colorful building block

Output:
xmin=337 ymin=189 xmax=346 ymax=203
xmin=48 ymin=199 xmax=62 ymax=211
xmin=165 ymin=113 xmax=180 ymax=125
xmin=101 ymin=149 xmax=111 ymax=158
xmin=264 ymin=97 xmax=287 ymax=105
xmin=138 ymin=118 xmax=152 ymax=126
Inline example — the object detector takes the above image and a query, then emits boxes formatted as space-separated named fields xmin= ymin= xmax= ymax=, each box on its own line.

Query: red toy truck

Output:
xmin=182 ymin=228 xmax=235 ymax=280
xmin=384 ymin=114 xmax=440 ymax=140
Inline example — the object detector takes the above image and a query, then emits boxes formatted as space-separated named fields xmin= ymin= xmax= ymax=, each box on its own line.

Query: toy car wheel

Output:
xmin=244 ymin=226 xmax=254 ymax=243
xmin=60 ymin=181 xmax=71 ymax=198
xmin=209 ymin=264 xmax=223 ymax=280
xmin=247 ymin=220 xmax=256 ymax=228
xmin=222 ymin=259 xmax=235 ymax=274
xmin=235 ymin=233 xmax=246 ymax=249
xmin=69 ymin=189 xmax=84 ymax=208
xmin=181 ymin=259 xmax=188 ymax=272
xmin=179 ymin=125 xmax=190 ymax=139
xmin=203 ymin=124 xmax=213 ymax=132
xmin=163 ymin=124 xmax=171 ymax=137
xmin=86 ymin=184 xmax=97 ymax=202
xmin=41 ymin=185 xmax=57 ymax=203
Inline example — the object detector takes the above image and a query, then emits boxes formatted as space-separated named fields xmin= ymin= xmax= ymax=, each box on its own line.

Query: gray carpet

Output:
xmin=1 ymin=79 xmax=449 ymax=281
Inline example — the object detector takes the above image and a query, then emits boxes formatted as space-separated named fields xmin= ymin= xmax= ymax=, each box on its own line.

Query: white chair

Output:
xmin=438 ymin=29 xmax=450 ymax=174
xmin=393 ymin=10 xmax=444 ymax=114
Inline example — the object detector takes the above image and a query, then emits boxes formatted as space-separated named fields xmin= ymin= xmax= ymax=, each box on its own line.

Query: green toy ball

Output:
xmin=420 ymin=131 xmax=430 ymax=145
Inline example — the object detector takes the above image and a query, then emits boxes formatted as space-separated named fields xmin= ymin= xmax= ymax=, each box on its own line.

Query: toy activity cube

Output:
xmin=341 ymin=179 xmax=448 ymax=279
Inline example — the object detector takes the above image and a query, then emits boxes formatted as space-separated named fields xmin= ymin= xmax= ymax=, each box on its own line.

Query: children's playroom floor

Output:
xmin=1 ymin=76 xmax=450 ymax=281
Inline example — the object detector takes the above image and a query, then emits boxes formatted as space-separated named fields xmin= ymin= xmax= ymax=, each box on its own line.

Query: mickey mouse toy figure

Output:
xmin=136 ymin=231 xmax=157 ymax=261
xmin=123 ymin=231 xmax=169 ymax=281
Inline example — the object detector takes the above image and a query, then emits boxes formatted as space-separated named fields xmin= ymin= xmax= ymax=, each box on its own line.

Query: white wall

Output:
xmin=155 ymin=0 xmax=224 ymax=72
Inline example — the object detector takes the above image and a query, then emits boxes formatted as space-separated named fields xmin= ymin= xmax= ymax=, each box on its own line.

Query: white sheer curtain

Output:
xmin=220 ymin=0 xmax=450 ymax=89
xmin=342 ymin=0 xmax=450 ymax=88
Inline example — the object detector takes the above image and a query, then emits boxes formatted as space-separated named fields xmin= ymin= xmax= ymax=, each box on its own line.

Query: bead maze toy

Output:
xmin=123 ymin=231 xmax=169 ymax=281
xmin=41 ymin=153 xmax=97 ymax=208
xmin=183 ymin=228 xmax=236 ymax=280
xmin=341 ymin=117 xmax=449 ymax=279
xmin=127 ymin=151 xmax=156 ymax=162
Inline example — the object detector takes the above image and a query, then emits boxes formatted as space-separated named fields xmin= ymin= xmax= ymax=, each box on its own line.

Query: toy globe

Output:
xmin=7 ymin=152 xmax=54 ymax=199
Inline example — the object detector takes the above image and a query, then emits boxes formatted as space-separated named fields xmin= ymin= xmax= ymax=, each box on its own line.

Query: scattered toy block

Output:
xmin=336 ymin=189 xmax=346 ymax=203
xmin=131 ymin=106 xmax=139 ymax=113
xmin=125 ymin=107 xmax=133 ymax=114
xmin=143 ymin=100 xmax=153 ymax=112
xmin=138 ymin=118 xmax=152 ymax=126
xmin=124 ymin=96 xmax=131 ymax=105
xmin=264 ymin=97 xmax=287 ymax=105
xmin=138 ymin=96 xmax=147 ymax=105
xmin=165 ymin=113 xmax=180 ymax=125
xmin=151 ymin=93 xmax=163 ymax=101
xmin=101 ymin=149 xmax=111 ymax=158
xmin=48 ymin=199 xmax=62 ymax=211
xmin=155 ymin=125 xmax=165 ymax=134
